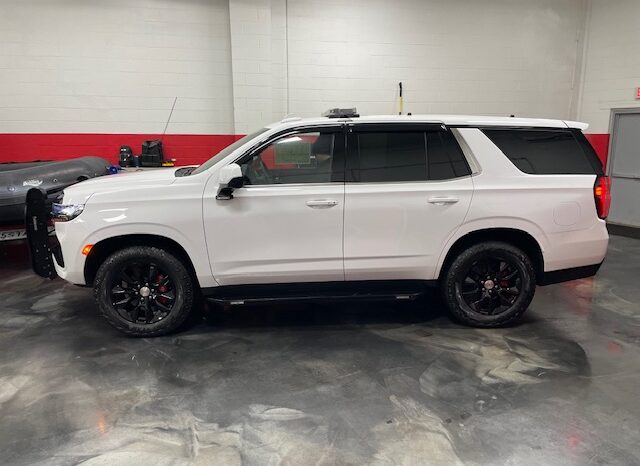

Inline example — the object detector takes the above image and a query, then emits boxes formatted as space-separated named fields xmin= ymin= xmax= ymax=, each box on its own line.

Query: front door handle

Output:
xmin=306 ymin=199 xmax=339 ymax=209
xmin=428 ymin=196 xmax=459 ymax=205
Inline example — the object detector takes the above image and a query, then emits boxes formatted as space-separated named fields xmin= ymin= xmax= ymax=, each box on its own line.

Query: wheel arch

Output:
xmin=84 ymin=234 xmax=200 ymax=287
xmin=437 ymin=228 xmax=545 ymax=283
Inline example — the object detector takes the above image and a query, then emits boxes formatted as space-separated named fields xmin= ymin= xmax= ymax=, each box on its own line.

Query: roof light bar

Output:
xmin=322 ymin=108 xmax=359 ymax=118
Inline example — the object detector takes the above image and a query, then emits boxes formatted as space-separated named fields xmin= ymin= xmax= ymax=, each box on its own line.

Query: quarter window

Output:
xmin=482 ymin=129 xmax=604 ymax=175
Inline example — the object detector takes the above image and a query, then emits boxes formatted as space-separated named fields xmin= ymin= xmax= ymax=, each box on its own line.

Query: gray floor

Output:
xmin=1 ymin=236 xmax=639 ymax=465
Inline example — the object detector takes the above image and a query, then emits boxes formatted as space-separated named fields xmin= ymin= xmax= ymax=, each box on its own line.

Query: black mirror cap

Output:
xmin=228 ymin=176 xmax=244 ymax=189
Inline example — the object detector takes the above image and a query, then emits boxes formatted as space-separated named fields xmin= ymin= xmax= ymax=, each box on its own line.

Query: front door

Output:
xmin=343 ymin=124 xmax=473 ymax=280
xmin=203 ymin=126 xmax=346 ymax=286
xmin=608 ymin=111 xmax=640 ymax=228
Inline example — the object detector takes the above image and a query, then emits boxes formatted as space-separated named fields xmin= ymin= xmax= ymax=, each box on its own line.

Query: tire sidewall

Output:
xmin=443 ymin=242 xmax=536 ymax=326
xmin=94 ymin=246 xmax=194 ymax=337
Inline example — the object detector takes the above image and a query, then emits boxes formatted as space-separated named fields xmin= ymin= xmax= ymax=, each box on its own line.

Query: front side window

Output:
xmin=349 ymin=127 xmax=471 ymax=182
xmin=239 ymin=129 xmax=343 ymax=185
xmin=191 ymin=128 xmax=268 ymax=175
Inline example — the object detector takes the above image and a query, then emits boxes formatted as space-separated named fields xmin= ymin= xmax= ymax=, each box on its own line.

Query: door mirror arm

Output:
xmin=216 ymin=163 xmax=244 ymax=200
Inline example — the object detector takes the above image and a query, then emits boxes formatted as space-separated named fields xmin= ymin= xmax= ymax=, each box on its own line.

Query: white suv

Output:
xmin=26 ymin=110 xmax=610 ymax=336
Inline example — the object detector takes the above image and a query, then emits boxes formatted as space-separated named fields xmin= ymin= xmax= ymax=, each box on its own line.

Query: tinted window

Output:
xmin=352 ymin=129 xmax=470 ymax=182
xmin=191 ymin=128 xmax=268 ymax=175
xmin=483 ymin=129 xmax=604 ymax=175
xmin=427 ymin=131 xmax=472 ymax=180
xmin=239 ymin=130 xmax=342 ymax=185
xmin=356 ymin=132 xmax=427 ymax=182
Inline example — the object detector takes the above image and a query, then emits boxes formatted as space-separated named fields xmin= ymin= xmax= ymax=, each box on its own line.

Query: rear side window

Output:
xmin=351 ymin=128 xmax=471 ymax=182
xmin=356 ymin=132 xmax=426 ymax=182
xmin=427 ymin=131 xmax=472 ymax=180
xmin=482 ymin=128 xmax=604 ymax=175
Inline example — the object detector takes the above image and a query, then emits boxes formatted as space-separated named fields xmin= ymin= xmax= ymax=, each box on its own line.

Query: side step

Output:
xmin=208 ymin=292 xmax=423 ymax=306
xmin=203 ymin=280 xmax=434 ymax=306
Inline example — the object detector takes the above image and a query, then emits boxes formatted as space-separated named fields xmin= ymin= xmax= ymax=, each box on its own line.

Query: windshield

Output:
xmin=190 ymin=128 xmax=269 ymax=175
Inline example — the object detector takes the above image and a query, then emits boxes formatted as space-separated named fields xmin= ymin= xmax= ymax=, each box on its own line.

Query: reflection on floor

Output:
xmin=0 ymin=235 xmax=639 ymax=465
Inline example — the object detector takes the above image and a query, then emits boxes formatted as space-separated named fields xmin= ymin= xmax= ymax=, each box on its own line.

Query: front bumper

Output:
xmin=25 ymin=188 xmax=58 ymax=279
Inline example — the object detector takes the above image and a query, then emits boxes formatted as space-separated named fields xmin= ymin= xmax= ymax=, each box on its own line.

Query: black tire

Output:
xmin=94 ymin=246 xmax=195 ymax=337
xmin=441 ymin=241 xmax=536 ymax=327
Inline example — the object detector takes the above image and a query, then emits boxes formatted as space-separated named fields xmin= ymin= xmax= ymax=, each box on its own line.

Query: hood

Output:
xmin=61 ymin=168 xmax=179 ymax=204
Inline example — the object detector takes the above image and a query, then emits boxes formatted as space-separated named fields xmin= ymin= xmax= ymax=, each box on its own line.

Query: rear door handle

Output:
xmin=306 ymin=199 xmax=339 ymax=209
xmin=428 ymin=196 xmax=459 ymax=205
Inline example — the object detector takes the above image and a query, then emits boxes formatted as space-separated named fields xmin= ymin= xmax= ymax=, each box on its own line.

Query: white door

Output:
xmin=344 ymin=125 xmax=473 ymax=281
xmin=203 ymin=127 xmax=346 ymax=286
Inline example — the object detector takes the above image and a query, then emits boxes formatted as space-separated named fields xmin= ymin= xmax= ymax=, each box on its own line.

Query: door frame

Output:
xmin=606 ymin=107 xmax=640 ymax=237
xmin=607 ymin=107 xmax=640 ymax=176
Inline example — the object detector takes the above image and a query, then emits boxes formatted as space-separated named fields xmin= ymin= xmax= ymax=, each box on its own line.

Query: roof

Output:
xmin=266 ymin=114 xmax=588 ymax=131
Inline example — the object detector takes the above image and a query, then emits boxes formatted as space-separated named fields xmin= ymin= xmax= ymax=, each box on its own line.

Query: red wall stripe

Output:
xmin=0 ymin=132 xmax=610 ymax=168
xmin=0 ymin=133 xmax=243 ymax=167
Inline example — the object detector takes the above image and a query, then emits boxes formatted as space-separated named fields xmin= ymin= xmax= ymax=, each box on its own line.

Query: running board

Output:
xmin=207 ymin=292 xmax=423 ymax=306
xmin=203 ymin=280 xmax=434 ymax=306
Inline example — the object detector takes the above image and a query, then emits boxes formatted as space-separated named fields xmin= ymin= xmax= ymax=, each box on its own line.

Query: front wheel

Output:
xmin=94 ymin=246 xmax=195 ymax=337
xmin=442 ymin=241 xmax=536 ymax=327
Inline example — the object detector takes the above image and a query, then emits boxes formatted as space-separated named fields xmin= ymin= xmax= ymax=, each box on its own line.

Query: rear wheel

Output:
xmin=442 ymin=241 xmax=536 ymax=327
xmin=94 ymin=246 xmax=194 ymax=337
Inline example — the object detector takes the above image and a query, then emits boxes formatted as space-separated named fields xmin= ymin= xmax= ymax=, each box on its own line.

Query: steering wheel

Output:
xmin=245 ymin=156 xmax=273 ymax=185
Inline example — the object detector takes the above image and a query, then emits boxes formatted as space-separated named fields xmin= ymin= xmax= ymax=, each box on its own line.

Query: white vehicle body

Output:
xmin=50 ymin=114 xmax=608 ymax=293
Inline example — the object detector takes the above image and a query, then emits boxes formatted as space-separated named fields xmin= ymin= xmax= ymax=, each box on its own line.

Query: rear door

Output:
xmin=343 ymin=123 xmax=474 ymax=280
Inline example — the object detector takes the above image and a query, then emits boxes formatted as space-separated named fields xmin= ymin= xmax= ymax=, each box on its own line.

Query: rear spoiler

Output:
xmin=25 ymin=188 xmax=57 ymax=279
xmin=564 ymin=120 xmax=589 ymax=131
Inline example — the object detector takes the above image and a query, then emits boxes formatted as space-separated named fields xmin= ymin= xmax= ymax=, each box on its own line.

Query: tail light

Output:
xmin=594 ymin=176 xmax=611 ymax=219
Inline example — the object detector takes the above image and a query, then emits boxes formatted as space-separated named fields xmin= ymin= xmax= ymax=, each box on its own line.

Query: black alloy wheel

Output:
xmin=110 ymin=261 xmax=176 ymax=324
xmin=457 ymin=257 xmax=522 ymax=316
xmin=94 ymin=246 xmax=195 ymax=337
xmin=442 ymin=241 xmax=536 ymax=327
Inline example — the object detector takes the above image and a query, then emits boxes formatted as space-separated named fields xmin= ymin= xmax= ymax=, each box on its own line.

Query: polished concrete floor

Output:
xmin=0 ymin=235 xmax=639 ymax=465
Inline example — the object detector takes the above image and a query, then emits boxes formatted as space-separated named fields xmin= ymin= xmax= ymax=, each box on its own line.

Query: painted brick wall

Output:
xmin=578 ymin=0 xmax=640 ymax=134
xmin=0 ymin=0 xmax=607 ymax=165
xmin=0 ymin=0 xmax=234 ymax=135
xmin=285 ymin=0 xmax=587 ymax=120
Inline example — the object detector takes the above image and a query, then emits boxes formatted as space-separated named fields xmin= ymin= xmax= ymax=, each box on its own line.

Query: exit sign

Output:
xmin=636 ymin=87 xmax=640 ymax=99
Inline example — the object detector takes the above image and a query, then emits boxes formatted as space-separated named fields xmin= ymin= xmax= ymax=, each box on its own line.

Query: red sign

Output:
xmin=636 ymin=87 xmax=640 ymax=99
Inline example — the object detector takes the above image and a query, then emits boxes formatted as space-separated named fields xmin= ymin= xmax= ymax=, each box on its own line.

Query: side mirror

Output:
xmin=216 ymin=163 xmax=244 ymax=200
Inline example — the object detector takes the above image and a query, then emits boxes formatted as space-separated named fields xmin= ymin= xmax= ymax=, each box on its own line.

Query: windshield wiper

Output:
xmin=175 ymin=166 xmax=197 ymax=177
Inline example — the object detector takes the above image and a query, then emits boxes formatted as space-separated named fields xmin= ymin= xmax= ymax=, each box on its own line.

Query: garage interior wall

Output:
xmin=0 ymin=0 xmax=622 ymax=166
xmin=576 ymin=0 xmax=640 ymax=158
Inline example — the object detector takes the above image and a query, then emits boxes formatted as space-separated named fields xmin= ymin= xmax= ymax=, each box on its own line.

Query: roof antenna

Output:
xmin=161 ymin=96 xmax=178 ymax=144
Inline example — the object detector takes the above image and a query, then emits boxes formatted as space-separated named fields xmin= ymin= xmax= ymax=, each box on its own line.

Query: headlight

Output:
xmin=52 ymin=203 xmax=85 ymax=222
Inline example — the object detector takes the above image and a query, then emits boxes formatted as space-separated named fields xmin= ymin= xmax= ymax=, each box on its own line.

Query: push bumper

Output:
xmin=25 ymin=188 xmax=59 ymax=279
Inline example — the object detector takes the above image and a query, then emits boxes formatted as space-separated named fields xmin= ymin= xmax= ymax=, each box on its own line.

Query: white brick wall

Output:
xmin=0 ymin=0 xmax=598 ymax=135
xmin=285 ymin=0 xmax=587 ymax=121
xmin=577 ymin=0 xmax=640 ymax=133
xmin=0 ymin=0 xmax=234 ymax=134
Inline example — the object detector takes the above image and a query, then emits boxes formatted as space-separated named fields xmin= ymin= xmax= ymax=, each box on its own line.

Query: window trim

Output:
xmin=233 ymin=124 xmax=347 ymax=187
